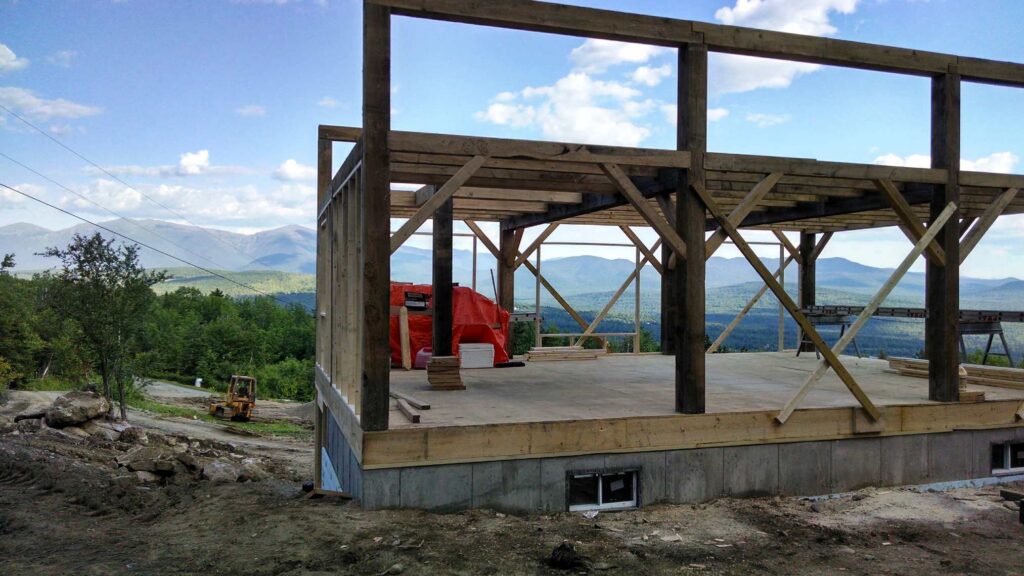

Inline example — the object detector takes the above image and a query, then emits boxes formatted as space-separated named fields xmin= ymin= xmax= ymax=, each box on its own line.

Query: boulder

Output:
xmin=238 ymin=458 xmax=266 ymax=482
xmin=0 ymin=415 xmax=14 ymax=434
xmin=62 ymin=426 xmax=91 ymax=439
xmin=80 ymin=419 xmax=122 ymax=442
xmin=202 ymin=459 xmax=240 ymax=484
xmin=14 ymin=408 xmax=46 ymax=422
xmin=15 ymin=418 xmax=41 ymax=434
xmin=135 ymin=470 xmax=161 ymax=483
xmin=45 ymin=391 xmax=110 ymax=428
xmin=119 ymin=426 xmax=148 ymax=445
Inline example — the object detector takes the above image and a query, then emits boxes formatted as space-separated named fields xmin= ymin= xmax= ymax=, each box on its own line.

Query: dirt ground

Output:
xmin=2 ymin=389 xmax=1023 ymax=576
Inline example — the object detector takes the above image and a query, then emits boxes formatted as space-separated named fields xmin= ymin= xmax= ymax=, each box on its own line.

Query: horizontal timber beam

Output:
xmin=502 ymin=175 xmax=670 ymax=230
xmin=734 ymin=184 xmax=933 ymax=229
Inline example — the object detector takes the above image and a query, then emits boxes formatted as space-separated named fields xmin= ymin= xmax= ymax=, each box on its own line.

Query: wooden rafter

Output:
xmin=690 ymin=181 xmax=881 ymax=421
xmin=705 ymin=172 xmax=784 ymax=258
xmin=602 ymin=163 xmax=687 ymax=261
xmin=775 ymin=202 xmax=958 ymax=424
xmin=875 ymin=179 xmax=946 ymax=266
xmin=390 ymin=155 xmax=486 ymax=254
xmin=619 ymin=225 xmax=663 ymax=275
xmin=960 ymin=187 xmax=1019 ymax=263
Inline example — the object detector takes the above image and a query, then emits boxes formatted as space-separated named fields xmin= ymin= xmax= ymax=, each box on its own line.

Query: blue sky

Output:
xmin=1 ymin=0 xmax=1023 ymax=278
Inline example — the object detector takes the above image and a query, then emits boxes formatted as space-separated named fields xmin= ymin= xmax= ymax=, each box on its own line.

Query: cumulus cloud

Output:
xmin=88 ymin=150 xmax=246 ymax=178
xmin=235 ymin=104 xmax=266 ymax=117
xmin=0 ymin=182 xmax=39 ymax=208
xmin=711 ymin=0 xmax=859 ymax=94
xmin=631 ymin=64 xmax=671 ymax=87
xmin=0 ymin=44 xmax=29 ymax=73
xmin=273 ymin=159 xmax=316 ymax=181
xmin=708 ymin=107 xmax=730 ymax=122
xmin=47 ymin=50 xmax=77 ymax=68
xmin=873 ymin=151 xmax=1019 ymax=173
xmin=570 ymin=39 xmax=669 ymax=73
xmin=0 ymin=87 xmax=101 ymax=121
xmin=745 ymin=112 xmax=790 ymax=127
xmin=475 ymin=72 xmax=654 ymax=146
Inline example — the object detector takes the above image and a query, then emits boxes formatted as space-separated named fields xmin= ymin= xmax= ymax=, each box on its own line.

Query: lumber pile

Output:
xmin=525 ymin=346 xmax=607 ymax=362
xmin=886 ymin=357 xmax=1024 ymax=400
xmin=427 ymin=356 xmax=464 ymax=390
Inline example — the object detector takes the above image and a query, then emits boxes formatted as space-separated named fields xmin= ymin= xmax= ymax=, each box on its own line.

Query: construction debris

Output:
xmin=427 ymin=356 xmax=464 ymax=390
xmin=525 ymin=345 xmax=607 ymax=362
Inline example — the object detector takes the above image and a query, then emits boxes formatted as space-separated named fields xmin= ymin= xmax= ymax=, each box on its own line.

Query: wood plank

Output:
xmin=960 ymin=187 xmax=1019 ymax=263
xmin=396 ymin=398 xmax=421 ymax=424
xmin=875 ymin=179 xmax=946 ymax=266
xmin=389 ymin=389 xmax=431 ymax=410
xmin=773 ymin=229 xmax=798 ymax=259
xmin=602 ymin=162 xmax=687 ymax=261
xmin=574 ymin=239 xmax=663 ymax=345
xmin=399 ymin=306 xmax=412 ymax=370
xmin=390 ymin=155 xmax=486 ymax=254
xmin=360 ymin=2 xmax=392 ymax=431
xmin=619 ymin=225 xmax=663 ymax=275
xmin=692 ymin=181 xmax=881 ymax=421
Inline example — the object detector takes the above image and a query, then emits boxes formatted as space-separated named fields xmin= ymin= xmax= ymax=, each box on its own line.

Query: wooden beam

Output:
xmin=359 ymin=1 xmax=392 ymax=432
xmin=809 ymin=231 xmax=833 ymax=262
xmin=776 ymin=201 xmax=958 ymax=424
xmin=706 ymin=253 xmax=797 ymax=354
xmin=602 ymin=162 xmax=687 ymax=261
xmin=370 ymin=0 xmax=1024 ymax=87
xmin=574 ymin=239 xmax=663 ymax=345
xmin=502 ymin=175 xmax=669 ymax=230
xmin=773 ymin=230 xmax=799 ymax=259
xmin=797 ymin=231 xmax=816 ymax=352
xmin=399 ymin=306 xmax=412 ymax=370
xmin=736 ymin=183 xmax=932 ymax=229
xmin=390 ymin=155 xmax=486 ymax=254
xmin=927 ymin=71 xmax=961 ymax=403
xmin=619 ymin=225 xmax=663 ymax=275
xmin=960 ymin=187 xmax=1018 ymax=263
xmin=704 ymin=171 xmax=784 ymax=258
xmin=395 ymin=398 xmax=421 ymax=424
xmin=691 ymin=181 xmax=881 ymax=421
xmin=432 ymin=193 xmax=454 ymax=357
xmin=513 ymin=223 xmax=558 ymax=269
xmin=875 ymin=179 xmax=946 ymax=266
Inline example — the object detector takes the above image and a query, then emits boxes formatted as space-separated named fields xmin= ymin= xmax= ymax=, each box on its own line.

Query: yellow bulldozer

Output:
xmin=209 ymin=375 xmax=257 ymax=422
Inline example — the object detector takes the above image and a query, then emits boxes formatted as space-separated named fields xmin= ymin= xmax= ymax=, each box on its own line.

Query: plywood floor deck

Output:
xmin=387 ymin=352 xmax=1024 ymax=429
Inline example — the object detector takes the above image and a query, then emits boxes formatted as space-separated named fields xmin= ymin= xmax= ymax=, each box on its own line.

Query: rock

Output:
xmin=135 ymin=470 xmax=161 ymax=483
xmin=810 ymin=502 xmax=822 ymax=513
xmin=15 ymin=418 xmax=41 ymax=434
xmin=119 ymin=426 xmax=148 ymax=445
xmin=13 ymin=408 xmax=46 ymax=422
xmin=547 ymin=542 xmax=587 ymax=570
xmin=238 ymin=458 xmax=265 ymax=482
xmin=80 ymin=419 xmax=121 ymax=442
xmin=202 ymin=459 xmax=240 ymax=484
xmin=45 ymin=390 xmax=110 ymax=428
xmin=0 ymin=415 xmax=14 ymax=434
xmin=175 ymin=452 xmax=199 ymax=471
xmin=62 ymin=426 xmax=91 ymax=439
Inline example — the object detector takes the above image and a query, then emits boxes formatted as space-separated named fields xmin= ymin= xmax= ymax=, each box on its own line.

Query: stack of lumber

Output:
xmin=960 ymin=364 xmax=1024 ymax=391
xmin=525 ymin=346 xmax=607 ymax=362
xmin=885 ymin=357 xmax=929 ymax=379
xmin=427 ymin=356 xmax=464 ymax=390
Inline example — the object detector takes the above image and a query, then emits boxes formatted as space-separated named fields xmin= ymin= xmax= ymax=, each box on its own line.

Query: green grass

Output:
xmin=127 ymin=397 xmax=310 ymax=437
xmin=18 ymin=378 xmax=78 ymax=392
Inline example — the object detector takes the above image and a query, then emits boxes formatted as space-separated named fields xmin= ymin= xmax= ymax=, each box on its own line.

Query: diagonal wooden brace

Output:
xmin=601 ymin=163 xmax=687 ymax=262
xmin=705 ymin=172 xmax=784 ymax=259
xmin=574 ymin=238 xmax=663 ymax=346
xmin=775 ymin=201 xmax=959 ymax=424
xmin=619 ymin=225 xmax=663 ymax=275
xmin=875 ymin=179 xmax=946 ymax=266
xmin=390 ymin=155 xmax=486 ymax=254
xmin=513 ymin=223 xmax=559 ymax=269
xmin=960 ymin=187 xmax=1018 ymax=263
xmin=690 ymin=181 xmax=881 ymax=422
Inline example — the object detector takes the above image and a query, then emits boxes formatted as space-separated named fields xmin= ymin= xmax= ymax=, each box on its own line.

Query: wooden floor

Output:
xmin=388 ymin=352 xmax=1024 ymax=429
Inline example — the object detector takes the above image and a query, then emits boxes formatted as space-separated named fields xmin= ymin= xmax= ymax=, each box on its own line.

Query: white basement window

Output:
xmin=567 ymin=469 xmax=639 ymax=512
xmin=991 ymin=441 xmax=1024 ymax=476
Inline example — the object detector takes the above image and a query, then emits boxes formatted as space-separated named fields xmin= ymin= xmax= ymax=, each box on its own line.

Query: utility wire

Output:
xmin=0 ymin=181 xmax=301 ymax=308
xmin=0 ymin=151 xmax=232 ymax=273
xmin=0 ymin=103 xmax=260 ymax=266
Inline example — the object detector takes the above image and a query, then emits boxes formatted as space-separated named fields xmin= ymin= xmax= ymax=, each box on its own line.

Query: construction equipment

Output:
xmin=209 ymin=375 xmax=257 ymax=422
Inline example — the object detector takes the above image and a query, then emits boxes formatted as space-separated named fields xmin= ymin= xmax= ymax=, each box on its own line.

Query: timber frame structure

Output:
xmin=313 ymin=0 xmax=1024 ymax=509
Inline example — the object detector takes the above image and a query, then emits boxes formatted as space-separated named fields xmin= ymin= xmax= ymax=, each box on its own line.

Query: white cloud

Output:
xmin=318 ymin=96 xmax=342 ymax=108
xmin=273 ymin=159 xmax=317 ymax=181
xmin=178 ymin=150 xmax=210 ymax=175
xmin=570 ymin=39 xmax=669 ymax=73
xmin=1 ymin=183 xmax=33 ymax=208
xmin=631 ymin=64 xmax=671 ymax=87
xmin=0 ymin=87 xmax=101 ymax=121
xmin=0 ymin=44 xmax=29 ymax=73
xmin=47 ymin=50 xmax=77 ymax=68
xmin=660 ymin=105 xmax=729 ymax=125
xmin=745 ymin=112 xmax=790 ymax=127
xmin=89 ymin=149 xmax=246 ymax=178
xmin=475 ymin=72 xmax=654 ymax=146
xmin=235 ymin=104 xmax=266 ymax=117
xmin=711 ymin=0 xmax=859 ymax=94
xmin=873 ymin=151 xmax=1019 ymax=173
xmin=48 ymin=123 xmax=75 ymax=137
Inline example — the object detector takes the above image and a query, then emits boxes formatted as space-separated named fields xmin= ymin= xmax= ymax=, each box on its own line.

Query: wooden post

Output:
xmin=432 ymin=197 xmax=454 ymax=357
xmin=927 ymin=70 xmax=961 ymax=403
xmin=675 ymin=43 xmax=707 ymax=414
xmin=498 ymin=226 xmax=516 ymax=356
xmin=798 ymin=231 xmax=816 ymax=352
xmin=359 ymin=2 xmax=391 ymax=431
xmin=660 ymin=242 xmax=674 ymax=354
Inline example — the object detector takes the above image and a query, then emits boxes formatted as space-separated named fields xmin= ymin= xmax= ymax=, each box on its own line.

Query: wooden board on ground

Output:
xmin=526 ymin=345 xmax=606 ymax=362
xmin=888 ymin=357 xmax=1024 ymax=391
xmin=427 ymin=356 xmax=465 ymax=390
xmin=396 ymin=398 xmax=421 ymax=423
xmin=390 ymin=389 xmax=431 ymax=410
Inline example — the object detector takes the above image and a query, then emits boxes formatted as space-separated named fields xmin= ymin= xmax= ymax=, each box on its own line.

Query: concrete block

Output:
xmin=831 ymin=437 xmax=880 ymax=493
xmin=604 ymin=452 xmax=667 ymax=505
xmin=399 ymin=464 xmax=473 ymax=512
xmin=779 ymin=441 xmax=831 ymax=497
xmin=361 ymin=468 xmax=400 ymax=509
xmin=348 ymin=449 xmax=363 ymax=501
xmin=971 ymin=427 xmax=1020 ymax=478
xmin=539 ymin=455 xmax=605 ymax=513
xmin=666 ymin=447 xmax=723 ymax=503
xmin=880 ymin=434 xmax=928 ymax=487
xmin=472 ymin=459 xmax=541 ymax=512
xmin=927 ymin=431 xmax=975 ymax=482
xmin=723 ymin=445 xmax=778 ymax=497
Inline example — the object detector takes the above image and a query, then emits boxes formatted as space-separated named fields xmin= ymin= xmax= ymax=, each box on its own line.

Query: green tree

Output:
xmin=40 ymin=233 xmax=168 ymax=419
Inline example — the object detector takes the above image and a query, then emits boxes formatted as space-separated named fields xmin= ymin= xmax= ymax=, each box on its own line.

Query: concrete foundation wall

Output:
xmin=324 ymin=410 xmax=363 ymax=499
xmin=332 ymin=426 xmax=1024 ymax=513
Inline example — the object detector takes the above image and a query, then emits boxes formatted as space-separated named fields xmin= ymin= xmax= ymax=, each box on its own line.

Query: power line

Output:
xmin=0 ymin=103 xmax=261 ymax=266
xmin=0 ymin=151 xmax=233 ymax=273
xmin=0 ymin=181 xmax=302 ymax=308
